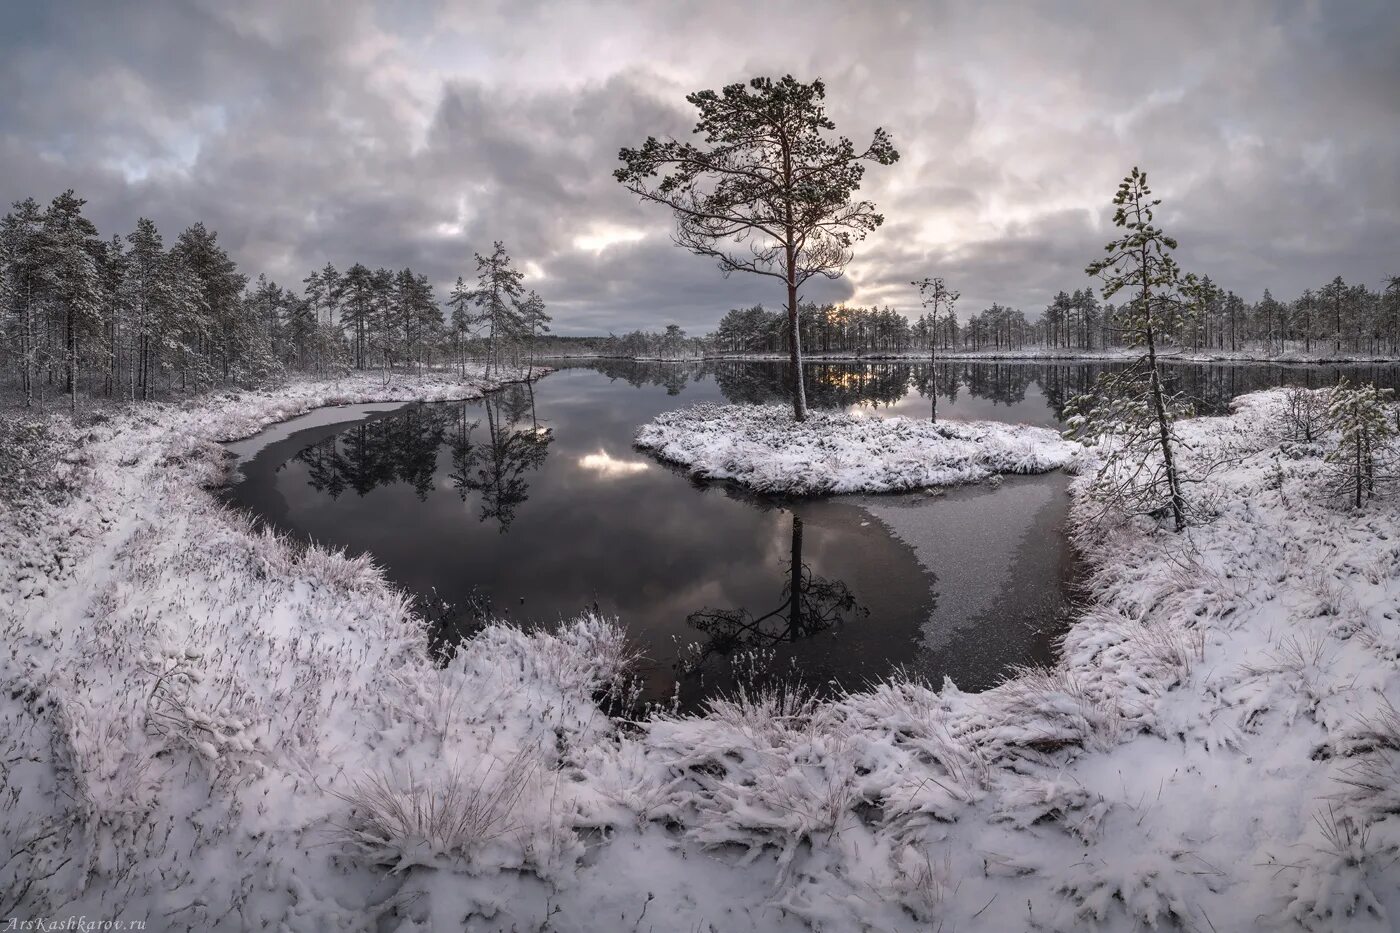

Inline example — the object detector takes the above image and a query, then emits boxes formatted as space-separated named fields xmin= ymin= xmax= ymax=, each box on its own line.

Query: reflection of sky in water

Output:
xmin=577 ymin=449 xmax=651 ymax=477
xmin=220 ymin=359 xmax=1396 ymax=707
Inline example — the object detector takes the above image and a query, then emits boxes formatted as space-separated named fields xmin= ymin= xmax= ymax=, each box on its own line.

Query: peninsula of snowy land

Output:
xmin=634 ymin=402 xmax=1077 ymax=494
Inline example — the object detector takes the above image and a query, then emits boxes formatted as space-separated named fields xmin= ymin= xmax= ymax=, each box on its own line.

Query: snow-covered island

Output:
xmin=634 ymin=402 xmax=1078 ymax=494
xmin=5 ymin=374 xmax=1400 ymax=931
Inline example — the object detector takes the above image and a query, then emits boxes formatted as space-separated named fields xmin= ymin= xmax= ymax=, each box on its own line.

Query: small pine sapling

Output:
xmin=1325 ymin=379 xmax=1395 ymax=508
xmin=1065 ymin=167 xmax=1195 ymax=531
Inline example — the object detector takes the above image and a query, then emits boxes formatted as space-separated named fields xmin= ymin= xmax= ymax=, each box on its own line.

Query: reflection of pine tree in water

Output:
xmin=294 ymin=405 xmax=450 ymax=500
xmin=298 ymin=437 xmax=349 ymax=498
xmin=591 ymin=358 xmax=1400 ymax=424
xmin=289 ymin=390 xmax=552 ymax=522
xmin=683 ymin=514 xmax=868 ymax=673
xmin=447 ymin=387 xmax=552 ymax=531
xmin=912 ymin=362 xmax=963 ymax=421
xmin=587 ymin=359 xmax=705 ymax=393
xmin=706 ymin=360 xmax=912 ymax=408
xmin=961 ymin=362 xmax=1032 ymax=407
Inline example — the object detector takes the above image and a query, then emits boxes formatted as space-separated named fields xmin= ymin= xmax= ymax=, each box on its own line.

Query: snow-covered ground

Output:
xmin=4 ymin=378 xmax=1400 ymax=931
xmin=635 ymin=402 xmax=1077 ymax=494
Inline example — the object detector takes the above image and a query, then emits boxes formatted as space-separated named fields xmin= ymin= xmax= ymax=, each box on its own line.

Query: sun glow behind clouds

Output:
xmin=578 ymin=449 xmax=651 ymax=477
xmin=573 ymin=223 xmax=646 ymax=253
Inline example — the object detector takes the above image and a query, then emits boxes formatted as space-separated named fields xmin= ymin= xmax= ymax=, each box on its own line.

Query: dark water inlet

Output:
xmin=219 ymin=359 xmax=1400 ymax=710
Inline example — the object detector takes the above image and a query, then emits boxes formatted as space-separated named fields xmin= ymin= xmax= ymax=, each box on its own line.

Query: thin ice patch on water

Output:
xmin=222 ymin=401 xmax=409 ymax=463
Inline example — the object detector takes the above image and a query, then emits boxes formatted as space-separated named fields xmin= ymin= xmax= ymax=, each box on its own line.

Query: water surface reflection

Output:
xmin=223 ymin=360 xmax=1392 ymax=709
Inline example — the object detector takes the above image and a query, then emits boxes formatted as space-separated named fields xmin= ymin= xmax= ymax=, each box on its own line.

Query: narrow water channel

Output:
xmin=222 ymin=359 xmax=1394 ymax=709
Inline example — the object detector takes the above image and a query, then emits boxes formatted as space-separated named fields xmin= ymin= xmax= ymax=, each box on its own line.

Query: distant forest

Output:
xmin=531 ymin=277 xmax=1400 ymax=360
xmin=703 ymin=278 xmax=1400 ymax=356
xmin=5 ymin=190 xmax=1399 ymax=410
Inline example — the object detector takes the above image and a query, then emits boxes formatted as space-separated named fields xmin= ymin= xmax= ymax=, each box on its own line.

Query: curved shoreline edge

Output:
xmin=2 ymin=381 xmax=1398 ymax=930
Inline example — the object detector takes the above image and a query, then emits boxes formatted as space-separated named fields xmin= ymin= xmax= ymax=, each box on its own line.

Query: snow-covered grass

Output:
xmin=635 ymin=402 xmax=1078 ymax=494
xmin=0 ymin=369 xmax=636 ymax=927
xmin=5 ymin=378 xmax=1400 ymax=930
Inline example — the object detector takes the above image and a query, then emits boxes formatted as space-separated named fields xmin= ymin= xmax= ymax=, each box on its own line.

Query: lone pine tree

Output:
xmin=910 ymin=276 xmax=958 ymax=421
xmin=1067 ymin=168 xmax=1193 ymax=532
xmin=616 ymin=75 xmax=898 ymax=420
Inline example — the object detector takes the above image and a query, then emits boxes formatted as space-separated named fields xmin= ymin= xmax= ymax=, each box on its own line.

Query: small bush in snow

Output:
xmin=332 ymin=751 xmax=538 ymax=873
xmin=1281 ymin=385 xmax=1329 ymax=443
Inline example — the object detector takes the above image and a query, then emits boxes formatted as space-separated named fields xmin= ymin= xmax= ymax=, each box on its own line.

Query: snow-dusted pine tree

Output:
xmin=38 ymin=191 xmax=102 ymax=411
xmin=447 ymin=275 xmax=479 ymax=376
xmin=470 ymin=242 xmax=526 ymax=377
xmin=1325 ymin=379 xmax=1395 ymax=508
xmin=0 ymin=199 xmax=46 ymax=405
xmin=616 ymin=75 xmax=899 ymax=421
xmin=1065 ymin=167 xmax=1194 ymax=532
xmin=518 ymin=289 xmax=550 ymax=377
xmin=911 ymin=276 xmax=958 ymax=421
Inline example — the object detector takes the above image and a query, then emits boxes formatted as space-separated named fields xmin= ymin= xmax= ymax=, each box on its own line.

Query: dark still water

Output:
xmin=221 ymin=359 xmax=1400 ymax=709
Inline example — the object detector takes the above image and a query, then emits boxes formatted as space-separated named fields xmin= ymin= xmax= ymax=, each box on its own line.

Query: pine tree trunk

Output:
xmin=1355 ymin=429 xmax=1363 ymax=509
xmin=929 ymin=338 xmax=937 ymax=424
xmin=786 ymin=274 xmax=807 ymax=421
xmin=1141 ymin=247 xmax=1186 ymax=532
xmin=69 ymin=331 xmax=77 ymax=414
xmin=487 ymin=319 xmax=496 ymax=380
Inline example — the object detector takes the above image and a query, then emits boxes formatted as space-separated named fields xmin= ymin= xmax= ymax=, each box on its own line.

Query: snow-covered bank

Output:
xmin=1 ymin=369 xmax=637 ymax=930
xmin=6 ymin=380 xmax=1400 ymax=931
xmin=625 ymin=388 xmax=1400 ymax=930
xmin=635 ymin=402 xmax=1077 ymax=494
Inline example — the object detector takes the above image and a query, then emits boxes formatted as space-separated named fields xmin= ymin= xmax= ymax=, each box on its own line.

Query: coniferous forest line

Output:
xmin=0 ymin=191 xmax=549 ymax=410
xmin=703 ymin=276 xmax=1400 ymax=356
xmin=5 ymin=189 xmax=1399 ymax=414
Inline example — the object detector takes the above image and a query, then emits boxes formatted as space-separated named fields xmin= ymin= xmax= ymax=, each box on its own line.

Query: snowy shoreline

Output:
xmin=635 ymin=402 xmax=1078 ymax=494
xmin=4 ymin=380 xmax=1400 ymax=930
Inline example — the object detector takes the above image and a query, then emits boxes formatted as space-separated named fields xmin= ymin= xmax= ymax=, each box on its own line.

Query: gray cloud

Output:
xmin=3 ymin=0 xmax=1397 ymax=333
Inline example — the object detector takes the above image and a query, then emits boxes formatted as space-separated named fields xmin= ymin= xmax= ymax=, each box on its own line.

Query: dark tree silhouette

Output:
xmin=447 ymin=388 xmax=552 ymax=531
xmin=682 ymin=514 xmax=867 ymax=674
xmin=616 ymin=75 xmax=898 ymax=421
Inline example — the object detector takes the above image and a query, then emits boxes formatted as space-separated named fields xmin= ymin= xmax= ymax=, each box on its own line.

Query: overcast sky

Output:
xmin=3 ymin=0 xmax=1397 ymax=334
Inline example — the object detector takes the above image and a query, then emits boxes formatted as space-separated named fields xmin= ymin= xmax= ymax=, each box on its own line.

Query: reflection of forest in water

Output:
xmin=254 ymin=358 xmax=1400 ymax=707
xmin=294 ymin=384 xmax=552 ymax=530
xmin=582 ymin=357 xmax=1400 ymax=419
xmin=680 ymin=514 xmax=869 ymax=688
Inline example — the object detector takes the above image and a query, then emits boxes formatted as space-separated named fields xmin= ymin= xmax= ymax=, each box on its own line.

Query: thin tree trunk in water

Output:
xmin=787 ymin=514 xmax=804 ymax=638
xmin=929 ymin=343 xmax=938 ymax=423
